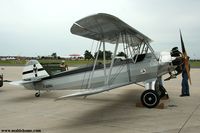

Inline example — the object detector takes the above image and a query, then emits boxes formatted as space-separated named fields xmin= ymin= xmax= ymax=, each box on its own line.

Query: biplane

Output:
xmin=11 ymin=13 xmax=191 ymax=108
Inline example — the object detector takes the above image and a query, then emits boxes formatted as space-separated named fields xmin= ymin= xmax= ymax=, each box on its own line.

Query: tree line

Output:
xmin=84 ymin=50 xmax=127 ymax=60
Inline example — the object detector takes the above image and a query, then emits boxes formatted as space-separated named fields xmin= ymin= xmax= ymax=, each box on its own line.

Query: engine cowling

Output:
xmin=170 ymin=47 xmax=183 ymax=75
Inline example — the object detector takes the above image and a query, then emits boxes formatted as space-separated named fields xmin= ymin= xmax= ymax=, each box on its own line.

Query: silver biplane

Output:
xmin=11 ymin=13 xmax=191 ymax=108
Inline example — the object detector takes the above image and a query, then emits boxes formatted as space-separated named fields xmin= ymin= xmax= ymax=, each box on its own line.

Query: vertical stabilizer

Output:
xmin=22 ymin=60 xmax=49 ymax=81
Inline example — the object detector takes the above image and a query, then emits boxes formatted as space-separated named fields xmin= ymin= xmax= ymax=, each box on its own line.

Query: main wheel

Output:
xmin=35 ymin=92 xmax=40 ymax=97
xmin=141 ymin=90 xmax=160 ymax=108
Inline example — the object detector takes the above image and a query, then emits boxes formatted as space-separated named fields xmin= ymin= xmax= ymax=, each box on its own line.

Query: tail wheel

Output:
xmin=0 ymin=74 xmax=3 ymax=87
xmin=141 ymin=90 xmax=160 ymax=108
xmin=35 ymin=92 xmax=40 ymax=97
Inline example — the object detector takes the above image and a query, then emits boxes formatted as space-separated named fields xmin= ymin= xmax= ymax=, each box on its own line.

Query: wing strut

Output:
xmin=106 ymin=35 xmax=119 ymax=85
xmin=146 ymin=42 xmax=159 ymax=61
xmin=87 ymin=41 xmax=102 ymax=89
xmin=103 ymin=41 xmax=107 ymax=84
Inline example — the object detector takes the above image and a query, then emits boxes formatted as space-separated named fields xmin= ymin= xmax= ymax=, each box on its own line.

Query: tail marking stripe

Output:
xmin=22 ymin=68 xmax=44 ymax=75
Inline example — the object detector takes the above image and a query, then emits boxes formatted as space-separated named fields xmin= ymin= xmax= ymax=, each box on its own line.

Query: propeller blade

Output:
xmin=180 ymin=30 xmax=187 ymax=55
xmin=180 ymin=30 xmax=192 ymax=85
xmin=185 ymin=58 xmax=192 ymax=85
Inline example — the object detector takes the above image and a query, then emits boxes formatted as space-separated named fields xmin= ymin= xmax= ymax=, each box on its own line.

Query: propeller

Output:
xmin=180 ymin=30 xmax=192 ymax=85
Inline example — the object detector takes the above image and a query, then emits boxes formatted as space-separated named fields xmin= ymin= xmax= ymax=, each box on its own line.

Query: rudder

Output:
xmin=22 ymin=60 xmax=49 ymax=81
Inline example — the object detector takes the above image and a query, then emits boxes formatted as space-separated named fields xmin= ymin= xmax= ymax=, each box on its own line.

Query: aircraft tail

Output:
xmin=22 ymin=60 xmax=49 ymax=81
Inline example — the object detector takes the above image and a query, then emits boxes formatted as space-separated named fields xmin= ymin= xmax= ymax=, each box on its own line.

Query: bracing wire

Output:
xmin=81 ymin=40 xmax=95 ymax=89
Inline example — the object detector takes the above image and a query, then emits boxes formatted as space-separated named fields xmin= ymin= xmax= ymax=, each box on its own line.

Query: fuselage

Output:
xmin=23 ymin=52 xmax=175 ymax=91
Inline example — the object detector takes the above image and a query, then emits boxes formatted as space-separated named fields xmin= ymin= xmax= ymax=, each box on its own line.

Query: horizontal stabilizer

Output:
xmin=10 ymin=60 xmax=49 ymax=86
xmin=10 ymin=78 xmax=42 ymax=86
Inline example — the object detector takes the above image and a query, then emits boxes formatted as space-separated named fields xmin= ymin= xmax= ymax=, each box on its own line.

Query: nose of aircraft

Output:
xmin=169 ymin=30 xmax=191 ymax=84
xmin=170 ymin=47 xmax=183 ymax=66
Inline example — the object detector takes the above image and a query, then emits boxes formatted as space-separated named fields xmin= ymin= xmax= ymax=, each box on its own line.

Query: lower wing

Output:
xmin=56 ymin=82 xmax=131 ymax=100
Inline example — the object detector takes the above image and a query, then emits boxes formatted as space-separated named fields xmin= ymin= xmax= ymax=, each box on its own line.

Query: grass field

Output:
xmin=0 ymin=59 xmax=200 ymax=67
xmin=0 ymin=59 xmax=93 ymax=67
xmin=190 ymin=60 xmax=200 ymax=67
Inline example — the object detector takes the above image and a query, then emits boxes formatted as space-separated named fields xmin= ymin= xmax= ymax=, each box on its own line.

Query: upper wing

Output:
xmin=70 ymin=13 xmax=152 ymax=45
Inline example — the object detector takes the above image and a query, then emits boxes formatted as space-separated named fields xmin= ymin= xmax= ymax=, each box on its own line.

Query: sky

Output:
xmin=0 ymin=0 xmax=200 ymax=59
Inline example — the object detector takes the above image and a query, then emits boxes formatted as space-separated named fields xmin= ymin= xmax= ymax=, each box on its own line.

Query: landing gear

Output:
xmin=155 ymin=84 xmax=169 ymax=99
xmin=155 ymin=79 xmax=169 ymax=99
xmin=35 ymin=91 xmax=40 ymax=97
xmin=158 ymin=85 xmax=169 ymax=99
xmin=141 ymin=90 xmax=160 ymax=108
xmin=158 ymin=85 xmax=166 ymax=98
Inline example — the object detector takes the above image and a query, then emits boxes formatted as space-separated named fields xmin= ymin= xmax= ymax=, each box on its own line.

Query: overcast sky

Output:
xmin=0 ymin=0 xmax=200 ymax=59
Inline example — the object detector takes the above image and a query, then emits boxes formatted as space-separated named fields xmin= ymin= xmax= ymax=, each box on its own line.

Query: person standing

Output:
xmin=180 ymin=63 xmax=190 ymax=96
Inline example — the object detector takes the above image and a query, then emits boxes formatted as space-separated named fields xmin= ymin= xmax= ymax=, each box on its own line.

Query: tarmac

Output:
xmin=0 ymin=66 xmax=200 ymax=133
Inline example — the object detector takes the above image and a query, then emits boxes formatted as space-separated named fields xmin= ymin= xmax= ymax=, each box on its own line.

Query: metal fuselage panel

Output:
xmin=23 ymin=53 xmax=171 ymax=91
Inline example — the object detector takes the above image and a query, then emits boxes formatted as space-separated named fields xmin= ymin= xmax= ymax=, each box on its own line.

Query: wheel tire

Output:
xmin=0 ymin=75 xmax=3 ymax=87
xmin=35 ymin=92 xmax=40 ymax=97
xmin=141 ymin=90 xmax=160 ymax=108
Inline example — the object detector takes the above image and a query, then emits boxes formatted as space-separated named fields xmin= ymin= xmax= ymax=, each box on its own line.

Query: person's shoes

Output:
xmin=180 ymin=94 xmax=186 ymax=97
xmin=180 ymin=94 xmax=190 ymax=97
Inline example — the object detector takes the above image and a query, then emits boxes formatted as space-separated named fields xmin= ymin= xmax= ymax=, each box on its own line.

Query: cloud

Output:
xmin=0 ymin=0 xmax=199 ymax=58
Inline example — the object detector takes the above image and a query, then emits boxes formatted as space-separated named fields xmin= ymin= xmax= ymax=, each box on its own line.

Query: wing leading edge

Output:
xmin=70 ymin=13 xmax=152 ymax=45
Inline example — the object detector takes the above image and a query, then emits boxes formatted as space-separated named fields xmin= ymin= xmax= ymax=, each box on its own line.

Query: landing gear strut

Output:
xmin=155 ymin=81 xmax=169 ymax=99
xmin=157 ymin=85 xmax=169 ymax=99
xmin=141 ymin=90 xmax=160 ymax=108
xmin=35 ymin=91 xmax=40 ymax=97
